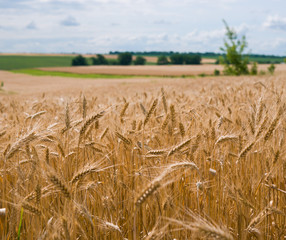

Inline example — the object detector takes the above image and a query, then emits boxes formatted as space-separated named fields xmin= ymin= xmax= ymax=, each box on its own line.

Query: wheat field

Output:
xmin=0 ymin=72 xmax=286 ymax=239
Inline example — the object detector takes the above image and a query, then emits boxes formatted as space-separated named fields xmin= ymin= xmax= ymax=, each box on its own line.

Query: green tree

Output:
xmin=134 ymin=56 xmax=146 ymax=65
xmin=184 ymin=54 xmax=201 ymax=64
xmin=91 ymin=54 xmax=108 ymax=65
xmin=72 ymin=55 xmax=88 ymax=66
xmin=118 ymin=52 xmax=133 ymax=65
xmin=157 ymin=55 xmax=169 ymax=65
xmin=170 ymin=54 xmax=184 ymax=65
xmin=97 ymin=54 xmax=108 ymax=65
xmin=220 ymin=20 xmax=249 ymax=75
xmin=268 ymin=64 xmax=275 ymax=74
xmin=250 ymin=62 xmax=258 ymax=75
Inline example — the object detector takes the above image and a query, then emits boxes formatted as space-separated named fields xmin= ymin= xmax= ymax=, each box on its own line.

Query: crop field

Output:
xmin=0 ymin=55 xmax=76 ymax=70
xmin=0 ymin=69 xmax=285 ymax=239
xmin=38 ymin=64 xmax=286 ymax=77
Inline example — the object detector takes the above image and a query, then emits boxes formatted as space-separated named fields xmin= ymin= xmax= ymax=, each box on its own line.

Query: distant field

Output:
xmin=0 ymin=54 xmax=217 ymax=70
xmin=39 ymin=64 xmax=286 ymax=77
xmin=0 ymin=55 xmax=77 ymax=70
xmin=202 ymin=54 xmax=285 ymax=64
xmin=0 ymin=54 xmax=284 ymax=71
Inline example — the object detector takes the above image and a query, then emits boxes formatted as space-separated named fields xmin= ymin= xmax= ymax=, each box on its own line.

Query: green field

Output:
xmin=11 ymin=69 xmax=137 ymax=79
xmin=12 ymin=69 xmax=198 ymax=79
xmin=0 ymin=55 xmax=78 ymax=70
xmin=0 ymin=54 xmax=284 ymax=71
xmin=200 ymin=55 xmax=285 ymax=64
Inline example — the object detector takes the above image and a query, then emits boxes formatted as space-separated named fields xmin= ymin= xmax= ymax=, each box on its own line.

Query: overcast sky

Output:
xmin=0 ymin=0 xmax=286 ymax=55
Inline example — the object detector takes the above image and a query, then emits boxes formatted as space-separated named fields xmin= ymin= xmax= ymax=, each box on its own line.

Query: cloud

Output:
xmin=60 ymin=16 xmax=80 ymax=26
xmin=153 ymin=20 xmax=172 ymax=25
xmin=263 ymin=15 xmax=286 ymax=31
xmin=26 ymin=21 xmax=37 ymax=30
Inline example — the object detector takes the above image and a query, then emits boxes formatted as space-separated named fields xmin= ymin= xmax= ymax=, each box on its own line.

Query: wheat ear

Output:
xmin=168 ymin=138 xmax=192 ymax=157
xmin=144 ymin=99 xmax=158 ymax=126
xmin=79 ymin=111 xmax=104 ymax=142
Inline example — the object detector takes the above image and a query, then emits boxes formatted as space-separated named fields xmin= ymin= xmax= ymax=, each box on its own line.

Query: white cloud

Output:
xmin=263 ymin=15 xmax=286 ymax=31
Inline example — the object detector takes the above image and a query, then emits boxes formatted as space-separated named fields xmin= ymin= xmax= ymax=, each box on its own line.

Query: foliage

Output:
xmin=184 ymin=54 xmax=201 ymax=65
xmin=170 ymin=54 xmax=184 ymax=65
xmin=91 ymin=54 xmax=108 ymax=65
xmin=71 ymin=55 xmax=88 ymax=66
xmin=134 ymin=56 xmax=146 ymax=65
xmin=157 ymin=55 xmax=169 ymax=65
xmin=220 ymin=20 xmax=249 ymax=75
xmin=118 ymin=52 xmax=133 ymax=65
xmin=268 ymin=64 xmax=275 ymax=74
xmin=169 ymin=54 xmax=201 ymax=65
xmin=214 ymin=69 xmax=220 ymax=76
xmin=108 ymin=59 xmax=119 ymax=65
xmin=250 ymin=62 xmax=258 ymax=75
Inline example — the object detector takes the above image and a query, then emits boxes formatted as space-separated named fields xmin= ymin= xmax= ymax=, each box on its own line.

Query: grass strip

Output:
xmin=11 ymin=69 xmax=198 ymax=79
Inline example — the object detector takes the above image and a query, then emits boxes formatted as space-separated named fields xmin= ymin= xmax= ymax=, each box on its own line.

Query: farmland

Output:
xmin=0 ymin=67 xmax=286 ymax=239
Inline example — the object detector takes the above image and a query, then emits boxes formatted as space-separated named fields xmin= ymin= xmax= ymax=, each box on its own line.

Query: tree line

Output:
xmin=71 ymin=53 xmax=201 ymax=66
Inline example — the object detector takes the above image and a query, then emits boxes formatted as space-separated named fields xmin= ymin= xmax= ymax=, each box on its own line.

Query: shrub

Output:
xmin=91 ymin=57 xmax=100 ymax=65
xmin=91 ymin=54 xmax=108 ymax=65
xmin=268 ymin=64 xmax=275 ymax=74
xmin=219 ymin=20 xmax=249 ymax=75
xmin=108 ymin=59 xmax=119 ymax=65
xmin=157 ymin=55 xmax=169 ymax=65
xmin=214 ymin=69 xmax=220 ymax=76
xmin=97 ymin=54 xmax=108 ymax=65
xmin=250 ymin=62 xmax=258 ymax=75
xmin=170 ymin=54 xmax=184 ymax=65
xmin=118 ymin=52 xmax=133 ymax=65
xmin=71 ymin=55 xmax=88 ymax=66
xmin=184 ymin=54 xmax=201 ymax=65
xmin=134 ymin=56 xmax=146 ymax=65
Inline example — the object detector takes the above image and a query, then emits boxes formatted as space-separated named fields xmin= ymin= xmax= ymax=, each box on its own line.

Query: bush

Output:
xmin=219 ymin=20 xmax=249 ymax=75
xmin=184 ymin=54 xmax=201 ymax=65
xmin=268 ymin=64 xmax=275 ymax=74
xmin=91 ymin=54 xmax=108 ymax=65
xmin=157 ymin=55 xmax=169 ymax=65
xmin=250 ymin=62 xmax=258 ymax=75
xmin=97 ymin=54 xmax=108 ymax=65
xmin=134 ymin=56 xmax=146 ymax=65
xmin=108 ymin=59 xmax=119 ymax=65
xmin=170 ymin=54 xmax=184 ymax=65
xmin=118 ymin=52 xmax=133 ymax=65
xmin=91 ymin=57 xmax=100 ymax=65
xmin=214 ymin=69 xmax=220 ymax=76
xmin=72 ymin=55 xmax=88 ymax=66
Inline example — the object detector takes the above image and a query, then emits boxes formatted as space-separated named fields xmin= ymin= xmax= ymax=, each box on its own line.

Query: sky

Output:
xmin=0 ymin=0 xmax=286 ymax=55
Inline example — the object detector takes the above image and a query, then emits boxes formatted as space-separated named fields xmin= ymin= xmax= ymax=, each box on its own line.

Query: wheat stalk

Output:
xmin=144 ymin=99 xmax=158 ymax=126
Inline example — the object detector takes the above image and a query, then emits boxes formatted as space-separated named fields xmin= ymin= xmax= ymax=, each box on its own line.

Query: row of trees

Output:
xmin=157 ymin=54 xmax=201 ymax=65
xmin=72 ymin=53 xmax=146 ymax=66
xmin=72 ymin=53 xmax=201 ymax=66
